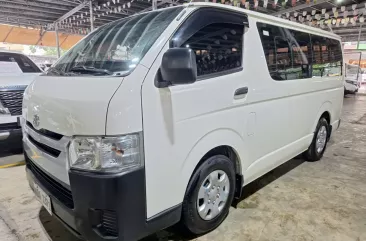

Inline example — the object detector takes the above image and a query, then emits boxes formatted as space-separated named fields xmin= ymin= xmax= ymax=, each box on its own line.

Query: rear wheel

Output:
xmin=304 ymin=117 xmax=329 ymax=162
xmin=180 ymin=155 xmax=235 ymax=235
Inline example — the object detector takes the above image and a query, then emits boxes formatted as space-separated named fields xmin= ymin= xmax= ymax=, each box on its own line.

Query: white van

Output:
xmin=0 ymin=51 xmax=41 ymax=146
xmin=22 ymin=3 xmax=343 ymax=241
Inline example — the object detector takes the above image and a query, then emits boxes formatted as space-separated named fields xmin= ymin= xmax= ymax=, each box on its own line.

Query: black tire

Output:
xmin=180 ymin=155 xmax=236 ymax=235
xmin=304 ymin=117 xmax=329 ymax=162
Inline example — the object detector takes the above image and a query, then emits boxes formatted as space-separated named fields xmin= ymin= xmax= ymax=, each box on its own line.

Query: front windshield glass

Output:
xmin=49 ymin=7 xmax=183 ymax=76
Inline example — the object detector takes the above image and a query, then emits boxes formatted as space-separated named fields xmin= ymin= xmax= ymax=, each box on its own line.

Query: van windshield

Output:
xmin=48 ymin=7 xmax=183 ymax=76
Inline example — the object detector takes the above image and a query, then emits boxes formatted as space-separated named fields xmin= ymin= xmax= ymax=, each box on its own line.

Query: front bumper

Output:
xmin=344 ymin=82 xmax=358 ymax=94
xmin=25 ymin=152 xmax=181 ymax=241
xmin=0 ymin=121 xmax=22 ymax=144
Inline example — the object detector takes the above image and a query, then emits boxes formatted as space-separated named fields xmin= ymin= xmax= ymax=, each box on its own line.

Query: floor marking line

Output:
xmin=0 ymin=161 xmax=25 ymax=169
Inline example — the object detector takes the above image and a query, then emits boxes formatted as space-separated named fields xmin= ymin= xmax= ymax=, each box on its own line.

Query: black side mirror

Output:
xmin=156 ymin=48 xmax=197 ymax=88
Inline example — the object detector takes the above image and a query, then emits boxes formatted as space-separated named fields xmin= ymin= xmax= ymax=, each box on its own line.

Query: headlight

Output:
xmin=69 ymin=134 xmax=143 ymax=173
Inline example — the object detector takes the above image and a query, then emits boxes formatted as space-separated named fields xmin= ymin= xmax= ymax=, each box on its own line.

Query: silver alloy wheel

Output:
xmin=316 ymin=126 xmax=327 ymax=153
xmin=197 ymin=170 xmax=230 ymax=221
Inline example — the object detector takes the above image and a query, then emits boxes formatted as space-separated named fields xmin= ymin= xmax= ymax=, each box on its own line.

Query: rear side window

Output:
xmin=0 ymin=53 xmax=41 ymax=73
xmin=311 ymin=36 xmax=342 ymax=77
xmin=257 ymin=23 xmax=311 ymax=81
xmin=257 ymin=22 xmax=342 ymax=81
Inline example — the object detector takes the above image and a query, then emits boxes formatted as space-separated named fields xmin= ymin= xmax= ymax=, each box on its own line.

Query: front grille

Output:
xmin=0 ymin=122 xmax=20 ymax=131
xmin=25 ymin=154 xmax=74 ymax=209
xmin=27 ymin=135 xmax=61 ymax=158
xmin=0 ymin=90 xmax=25 ymax=116
xmin=26 ymin=121 xmax=63 ymax=140
xmin=100 ymin=210 xmax=118 ymax=237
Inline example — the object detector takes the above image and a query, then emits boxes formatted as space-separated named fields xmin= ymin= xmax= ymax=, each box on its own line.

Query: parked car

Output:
xmin=344 ymin=63 xmax=362 ymax=95
xmin=22 ymin=3 xmax=343 ymax=241
xmin=39 ymin=63 xmax=52 ymax=72
xmin=361 ymin=70 xmax=366 ymax=84
xmin=0 ymin=51 xmax=41 ymax=148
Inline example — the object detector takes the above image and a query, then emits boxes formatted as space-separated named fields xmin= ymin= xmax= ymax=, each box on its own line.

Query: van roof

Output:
xmin=185 ymin=2 xmax=341 ymax=40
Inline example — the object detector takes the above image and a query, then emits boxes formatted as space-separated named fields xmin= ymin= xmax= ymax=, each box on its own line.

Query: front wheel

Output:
xmin=304 ymin=117 xmax=329 ymax=162
xmin=180 ymin=155 xmax=236 ymax=235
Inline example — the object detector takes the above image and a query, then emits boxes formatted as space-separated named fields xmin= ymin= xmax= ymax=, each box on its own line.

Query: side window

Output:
xmin=326 ymin=38 xmax=342 ymax=77
xmin=311 ymin=35 xmax=328 ymax=77
xmin=0 ymin=54 xmax=40 ymax=73
xmin=257 ymin=22 xmax=311 ymax=81
xmin=0 ymin=55 xmax=16 ymax=62
xmin=273 ymin=37 xmax=291 ymax=80
xmin=170 ymin=8 xmax=247 ymax=78
xmin=181 ymin=23 xmax=243 ymax=76
xmin=288 ymin=30 xmax=311 ymax=79
xmin=311 ymin=35 xmax=342 ymax=77
xmin=17 ymin=55 xmax=41 ymax=73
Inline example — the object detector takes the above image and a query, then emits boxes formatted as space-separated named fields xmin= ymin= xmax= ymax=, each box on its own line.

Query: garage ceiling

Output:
xmin=0 ymin=0 xmax=364 ymax=43
xmin=0 ymin=0 xmax=182 ymax=34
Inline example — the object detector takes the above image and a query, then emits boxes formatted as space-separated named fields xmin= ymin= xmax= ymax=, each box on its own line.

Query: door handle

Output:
xmin=234 ymin=87 xmax=249 ymax=96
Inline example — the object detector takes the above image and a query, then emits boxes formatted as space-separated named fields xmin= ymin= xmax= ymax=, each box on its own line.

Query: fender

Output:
xmin=311 ymin=101 xmax=332 ymax=133
xmin=177 ymin=128 xmax=246 ymax=202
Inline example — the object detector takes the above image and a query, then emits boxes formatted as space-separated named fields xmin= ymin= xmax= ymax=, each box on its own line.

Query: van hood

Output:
xmin=23 ymin=75 xmax=123 ymax=136
xmin=0 ymin=73 xmax=40 ymax=87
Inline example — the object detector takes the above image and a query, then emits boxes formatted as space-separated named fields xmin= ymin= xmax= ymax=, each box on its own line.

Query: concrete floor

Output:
xmin=1 ymin=95 xmax=366 ymax=241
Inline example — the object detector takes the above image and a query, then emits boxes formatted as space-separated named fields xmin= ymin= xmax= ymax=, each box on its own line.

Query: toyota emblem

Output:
xmin=33 ymin=114 xmax=40 ymax=128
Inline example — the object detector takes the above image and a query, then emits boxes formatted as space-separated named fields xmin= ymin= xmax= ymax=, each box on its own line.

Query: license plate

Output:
xmin=33 ymin=183 xmax=52 ymax=215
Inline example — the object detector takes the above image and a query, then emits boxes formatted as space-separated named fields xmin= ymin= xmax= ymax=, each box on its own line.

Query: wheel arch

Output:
xmin=311 ymin=101 xmax=332 ymax=133
xmin=179 ymin=129 xmax=245 ymax=203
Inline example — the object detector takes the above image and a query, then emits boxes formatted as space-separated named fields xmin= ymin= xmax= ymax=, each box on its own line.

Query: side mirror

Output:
xmin=156 ymin=48 xmax=197 ymax=88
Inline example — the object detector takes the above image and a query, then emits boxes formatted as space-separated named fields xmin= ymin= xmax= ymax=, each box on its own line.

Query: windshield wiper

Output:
xmin=47 ymin=67 xmax=66 ymax=76
xmin=69 ymin=66 xmax=113 ymax=76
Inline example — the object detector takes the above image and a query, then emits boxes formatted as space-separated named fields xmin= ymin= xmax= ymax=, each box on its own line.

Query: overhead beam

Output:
xmin=33 ymin=0 xmax=77 ymax=7
xmin=271 ymin=0 xmax=328 ymax=15
xmin=334 ymin=28 xmax=366 ymax=34
xmin=60 ymin=0 xmax=81 ymax=4
xmin=0 ymin=16 xmax=48 ymax=26
xmin=0 ymin=0 xmax=73 ymax=11
xmin=0 ymin=5 xmax=64 ymax=17
xmin=0 ymin=12 xmax=53 ymax=23
xmin=338 ymin=33 xmax=366 ymax=36
xmin=55 ymin=1 xmax=89 ymax=24
xmin=323 ymin=2 xmax=366 ymax=17
xmin=139 ymin=0 xmax=178 ymax=13
xmin=341 ymin=36 xmax=366 ymax=42
xmin=0 ymin=8 xmax=57 ymax=20
xmin=0 ymin=19 xmax=40 ymax=28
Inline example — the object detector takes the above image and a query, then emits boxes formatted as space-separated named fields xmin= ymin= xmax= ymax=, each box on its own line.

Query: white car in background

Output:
xmin=362 ymin=70 xmax=366 ymax=84
xmin=344 ymin=63 xmax=362 ymax=95
xmin=0 ymin=51 xmax=41 ymax=147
